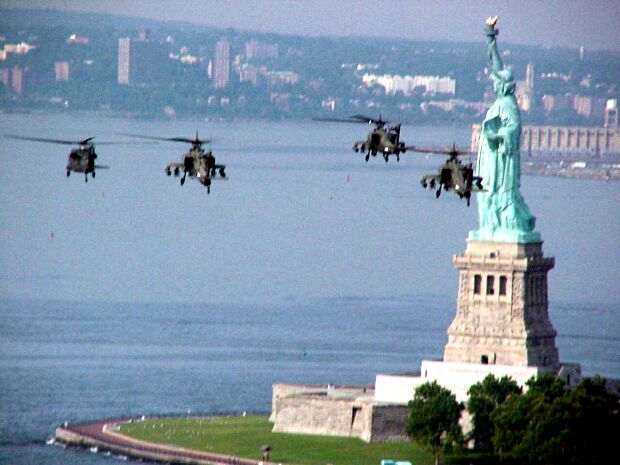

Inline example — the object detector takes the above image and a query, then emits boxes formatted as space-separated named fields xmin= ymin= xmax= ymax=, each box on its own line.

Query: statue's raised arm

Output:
xmin=469 ymin=15 xmax=540 ymax=243
xmin=485 ymin=15 xmax=504 ymax=74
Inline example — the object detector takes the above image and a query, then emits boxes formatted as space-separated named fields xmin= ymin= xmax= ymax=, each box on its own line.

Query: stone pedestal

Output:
xmin=270 ymin=239 xmax=582 ymax=443
xmin=444 ymin=240 xmax=560 ymax=369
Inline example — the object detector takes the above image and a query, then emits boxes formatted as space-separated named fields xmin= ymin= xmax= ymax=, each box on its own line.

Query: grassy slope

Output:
xmin=119 ymin=416 xmax=434 ymax=465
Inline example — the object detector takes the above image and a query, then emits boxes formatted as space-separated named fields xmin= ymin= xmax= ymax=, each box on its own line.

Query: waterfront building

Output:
xmin=54 ymin=61 xmax=69 ymax=81
xmin=213 ymin=38 xmax=230 ymax=89
xmin=471 ymin=101 xmax=619 ymax=160
xmin=604 ymin=99 xmax=618 ymax=128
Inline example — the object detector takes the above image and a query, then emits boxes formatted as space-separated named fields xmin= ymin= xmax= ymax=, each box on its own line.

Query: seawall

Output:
xmin=55 ymin=418 xmax=273 ymax=465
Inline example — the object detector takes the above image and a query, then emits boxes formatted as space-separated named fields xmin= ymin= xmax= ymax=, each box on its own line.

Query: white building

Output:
xmin=362 ymin=73 xmax=456 ymax=96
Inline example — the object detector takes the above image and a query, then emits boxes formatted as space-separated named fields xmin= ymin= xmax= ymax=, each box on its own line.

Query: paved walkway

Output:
xmin=56 ymin=419 xmax=277 ymax=465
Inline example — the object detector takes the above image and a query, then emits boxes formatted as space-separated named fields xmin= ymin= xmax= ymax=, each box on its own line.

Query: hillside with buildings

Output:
xmin=1 ymin=7 xmax=618 ymax=133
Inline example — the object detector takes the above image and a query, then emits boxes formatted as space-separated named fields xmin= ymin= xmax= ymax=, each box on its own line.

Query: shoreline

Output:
xmin=522 ymin=162 xmax=620 ymax=181
xmin=54 ymin=417 xmax=271 ymax=465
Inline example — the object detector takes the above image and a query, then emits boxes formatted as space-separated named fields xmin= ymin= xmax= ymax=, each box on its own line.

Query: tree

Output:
xmin=492 ymin=375 xmax=566 ymax=463
xmin=467 ymin=374 xmax=521 ymax=451
xmin=492 ymin=375 xmax=619 ymax=465
xmin=548 ymin=376 xmax=618 ymax=465
xmin=407 ymin=381 xmax=464 ymax=465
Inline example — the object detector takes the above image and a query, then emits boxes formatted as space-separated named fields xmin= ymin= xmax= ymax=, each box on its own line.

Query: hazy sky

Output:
xmin=4 ymin=0 xmax=620 ymax=51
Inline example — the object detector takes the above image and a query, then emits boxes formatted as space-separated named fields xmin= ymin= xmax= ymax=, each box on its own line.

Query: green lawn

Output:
xmin=119 ymin=415 xmax=434 ymax=465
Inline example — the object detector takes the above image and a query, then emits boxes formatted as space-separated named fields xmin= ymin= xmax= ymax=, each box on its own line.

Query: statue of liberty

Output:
xmin=469 ymin=16 xmax=540 ymax=243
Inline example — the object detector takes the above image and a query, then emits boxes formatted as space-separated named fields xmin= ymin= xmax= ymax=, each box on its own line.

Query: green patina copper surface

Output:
xmin=469 ymin=17 xmax=540 ymax=243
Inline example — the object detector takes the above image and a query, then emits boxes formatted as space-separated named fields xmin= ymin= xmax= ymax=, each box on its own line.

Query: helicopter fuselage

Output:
xmin=421 ymin=156 xmax=484 ymax=206
xmin=66 ymin=145 xmax=97 ymax=174
xmin=165 ymin=146 xmax=226 ymax=192
xmin=352 ymin=126 xmax=406 ymax=162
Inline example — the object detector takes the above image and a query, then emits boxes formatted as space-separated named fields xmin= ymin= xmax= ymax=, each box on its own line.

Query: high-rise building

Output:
xmin=11 ymin=66 xmax=23 ymax=94
xmin=516 ymin=63 xmax=535 ymax=112
xmin=118 ymin=37 xmax=131 ymax=84
xmin=239 ymin=63 xmax=259 ymax=87
xmin=245 ymin=39 xmax=278 ymax=60
xmin=213 ymin=38 xmax=230 ymax=89
xmin=525 ymin=62 xmax=535 ymax=89
xmin=0 ymin=69 xmax=9 ymax=88
xmin=54 ymin=61 xmax=70 ymax=81
xmin=118 ymin=30 xmax=167 ymax=86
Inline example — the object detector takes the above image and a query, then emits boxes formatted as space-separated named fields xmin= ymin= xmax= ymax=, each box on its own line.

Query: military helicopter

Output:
xmin=410 ymin=143 xmax=484 ymax=206
xmin=314 ymin=114 xmax=410 ymax=162
xmin=124 ymin=132 xmax=225 ymax=193
xmin=4 ymin=134 xmax=120 ymax=182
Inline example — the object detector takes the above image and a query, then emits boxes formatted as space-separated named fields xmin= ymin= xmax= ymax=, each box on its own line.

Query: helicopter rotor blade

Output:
xmin=95 ymin=141 xmax=159 ymax=145
xmin=120 ymin=133 xmax=212 ymax=145
xmin=349 ymin=114 xmax=381 ymax=124
xmin=407 ymin=145 xmax=476 ymax=156
xmin=4 ymin=134 xmax=90 ymax=145
xmin=312 ymin=117 xmax=367 ymax=124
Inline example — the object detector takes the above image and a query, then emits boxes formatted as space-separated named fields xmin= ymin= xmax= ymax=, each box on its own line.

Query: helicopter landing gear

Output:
xmin=165 ymin=167 xmax=172 ymax=176
xmin=174 ymin=167 xmax=180 ymax=177
xmin=429 ymin=179 xmax=436 ymax=189
xmin=219 ymin=168 xmax=226 ymax=177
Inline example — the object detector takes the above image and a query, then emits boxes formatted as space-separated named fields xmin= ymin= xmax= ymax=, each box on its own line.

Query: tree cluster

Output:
xmin=408 ymin=375 xmax=619 ymax=465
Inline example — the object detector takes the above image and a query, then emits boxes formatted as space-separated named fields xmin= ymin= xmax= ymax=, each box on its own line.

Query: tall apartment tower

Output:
xmin=54 ymin=61 xmax=70 ymax=81
xmin=118 ymin=30 xmax=166 ymax=86
xmin=11 ymin=66 xmax=23 ymax=94
xmin=213 ymin=38 xmax=230 ymax=89
xmin=118 ymin=38 xmax=131 ymax=85
xmin=525 ymin=62 xmax=534 ymax=89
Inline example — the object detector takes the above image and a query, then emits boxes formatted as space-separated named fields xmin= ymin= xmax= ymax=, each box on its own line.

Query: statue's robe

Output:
xmin=475 ymin=90 xmax=536 ymax=237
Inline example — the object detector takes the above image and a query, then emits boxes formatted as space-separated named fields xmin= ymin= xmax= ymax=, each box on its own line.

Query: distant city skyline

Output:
xmin=3 ymin=0 xmax=620 ymax=52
